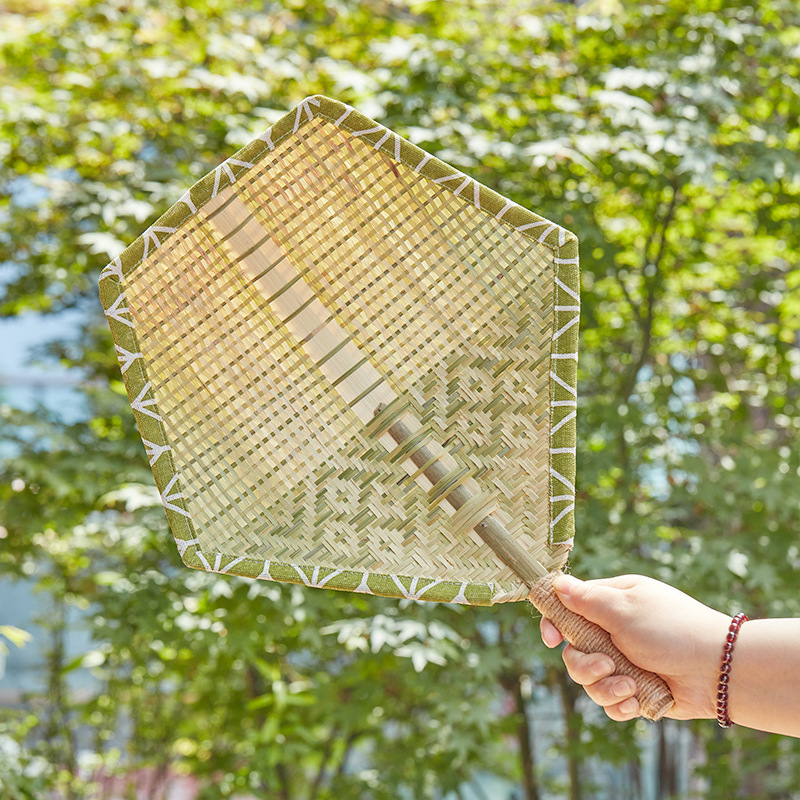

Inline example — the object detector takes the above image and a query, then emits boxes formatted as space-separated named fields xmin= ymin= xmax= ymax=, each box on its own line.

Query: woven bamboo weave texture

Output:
xmin=98 ymin=96 xmax=579 ymax=605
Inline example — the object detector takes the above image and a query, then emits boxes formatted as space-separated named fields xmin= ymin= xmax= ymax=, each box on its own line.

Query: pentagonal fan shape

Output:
xmin=99 ymin=96 xmax=579 ymax=605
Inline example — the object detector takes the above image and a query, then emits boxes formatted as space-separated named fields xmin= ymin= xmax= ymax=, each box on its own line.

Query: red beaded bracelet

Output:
xmin=716 ymin=612 xmax=748 ymax=728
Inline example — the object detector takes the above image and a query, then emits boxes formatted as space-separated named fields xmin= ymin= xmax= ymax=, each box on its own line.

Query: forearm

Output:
xmin=728 ymin=619 xmax=800 ymax=737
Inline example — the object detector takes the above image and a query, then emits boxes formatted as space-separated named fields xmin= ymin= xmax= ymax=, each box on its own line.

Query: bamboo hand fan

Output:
xmin=99 ymin=96 xmax=673 ymax=720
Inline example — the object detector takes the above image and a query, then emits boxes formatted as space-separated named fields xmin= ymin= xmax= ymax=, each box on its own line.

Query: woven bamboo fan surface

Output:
xmin=99 ymin=95 xmax=580 ymax=606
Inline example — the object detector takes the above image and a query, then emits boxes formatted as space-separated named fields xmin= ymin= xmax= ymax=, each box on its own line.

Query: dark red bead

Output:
xmin=716 ymin=614 xmax=747 ymax=730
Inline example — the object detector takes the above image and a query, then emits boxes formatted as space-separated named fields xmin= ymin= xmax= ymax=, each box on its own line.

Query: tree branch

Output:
xmin=620 ymin=181 xmax=681 ymax=402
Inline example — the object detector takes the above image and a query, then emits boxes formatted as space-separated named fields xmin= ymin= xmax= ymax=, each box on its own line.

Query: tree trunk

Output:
xmin=513 ymin=675 xmax=540 ymax=800
xmin=554 ymin=668 xmax=583 ymax=800
xmin=44 ymin=592 xmax=79 ymax=800
xmin=657 ymin=721 xmax=679 ymax=799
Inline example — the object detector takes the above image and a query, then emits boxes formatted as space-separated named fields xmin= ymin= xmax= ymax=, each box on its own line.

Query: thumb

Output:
xmin=552 ymin=574 xmax=634 ymax=633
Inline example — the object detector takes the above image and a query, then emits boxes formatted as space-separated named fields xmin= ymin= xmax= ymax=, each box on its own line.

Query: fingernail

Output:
xmin=619 ymin=698 xmax=639 ymax=716
xmin=613 ymin=679 xmax=634 ymax=698
xmin=591 ymin=659 xmax=614 ymax=678
xmin=553 ymin=574 xmax=580 ymax=597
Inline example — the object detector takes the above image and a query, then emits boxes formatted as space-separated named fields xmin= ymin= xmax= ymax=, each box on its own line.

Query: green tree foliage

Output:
xmin=1 ymin=0 xmax=799 ymax=797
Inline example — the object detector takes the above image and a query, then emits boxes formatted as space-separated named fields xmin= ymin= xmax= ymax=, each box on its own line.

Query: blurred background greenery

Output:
xmin=1 ymin=0 xmax=799 ymax=797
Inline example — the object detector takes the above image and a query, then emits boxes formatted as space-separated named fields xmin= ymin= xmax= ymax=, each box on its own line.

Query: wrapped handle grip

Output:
xmin=528 ymin=573 xmax=674 ymax=721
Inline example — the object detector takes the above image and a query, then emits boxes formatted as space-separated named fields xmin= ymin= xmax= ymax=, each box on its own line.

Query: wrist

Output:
xmin=724 ymin=618 xmax=800 ymax=736
xmin=695 ymin=612 xmax=735 ymax=720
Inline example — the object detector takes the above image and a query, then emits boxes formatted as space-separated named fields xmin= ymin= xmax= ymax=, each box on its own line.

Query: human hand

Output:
xmin=540 ymin=574 xmax=731 ymax=722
